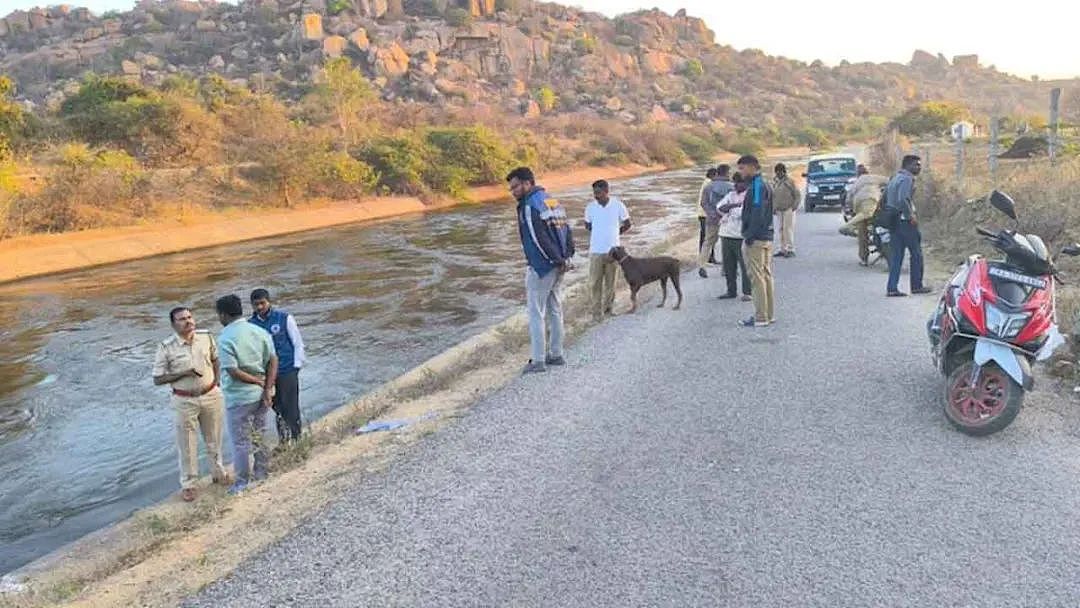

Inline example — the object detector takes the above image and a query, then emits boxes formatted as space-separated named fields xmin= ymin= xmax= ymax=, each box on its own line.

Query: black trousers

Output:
xmin=721 ymin=237 xmax=751 ymax=296
xmin=698 ymin=217 xmax=717 ymax=263
xmin=272 ymin=370 xmax=302 ymax=442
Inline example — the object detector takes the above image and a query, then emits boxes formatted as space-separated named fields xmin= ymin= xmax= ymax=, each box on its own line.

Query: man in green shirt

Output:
xmin=216 ymin=294 xmax=278 ymax=495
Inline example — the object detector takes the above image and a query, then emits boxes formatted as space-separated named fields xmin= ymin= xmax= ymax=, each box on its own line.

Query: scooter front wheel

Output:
xmin=944 ymin=361 xmax=1023 ymax=436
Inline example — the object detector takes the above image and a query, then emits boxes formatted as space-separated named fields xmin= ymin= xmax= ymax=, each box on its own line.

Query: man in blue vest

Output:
xmin=508 ymin=166 xmax=575 ymax=374
xmin=249 ymin=288 xmax=307 ymax=442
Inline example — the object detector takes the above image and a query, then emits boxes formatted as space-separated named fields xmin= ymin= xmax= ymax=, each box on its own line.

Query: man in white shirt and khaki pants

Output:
xmin=584 ymin=179 xmax=631 ymax=321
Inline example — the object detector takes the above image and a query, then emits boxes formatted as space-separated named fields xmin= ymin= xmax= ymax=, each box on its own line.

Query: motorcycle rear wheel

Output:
xmin=944 ymin=361 xmax=1023 ymax=436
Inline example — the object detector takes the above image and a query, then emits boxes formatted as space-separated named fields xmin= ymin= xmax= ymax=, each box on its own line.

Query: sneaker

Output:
xmin=227 ymin=481 xmax=249 ymax=496
xmin=887 ymin=290 xmax=908 ymax=297
xmin=773 ymin=251 xmax=786 ymax=258
xmin=698 ymin=268 xmax=708 ymax=278
xmin=522 ymin=361 xmax=547 ymax=375
xmin=739 ymin=317 xmax=769 ymax=328
xmin=786 ymin=251 xmax=796 ymax=258
xmin=545 ymin=356 xmax=566 ymax=366
xmin=911 ymin=286 xmax=933 ymax=295
xmin=740 ymin=294 xmax=752 ymax=302
xmin=858 ymin=260 xmax=870 ymax=267
xmin=716 ymin=294 xmax=737 ymax=300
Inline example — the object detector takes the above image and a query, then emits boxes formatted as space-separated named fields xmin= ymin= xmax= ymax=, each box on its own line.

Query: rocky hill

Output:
xmin=0 ymin=0 xmax=1066 ymax=135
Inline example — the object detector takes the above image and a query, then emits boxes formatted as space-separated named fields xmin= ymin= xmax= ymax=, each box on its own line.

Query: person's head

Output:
xmin=901 ymin=154 xmax=922 ymax=176
xmin=506 ymin=166 xmax=535 ymax=201
xmin=705 ymin=167 xmax=718 ymax=179
xmin=737 ymin=155 xmax=761 ymax=177
xmin=856 ymin=163 xmax=869 ymax=176
xmin=733 ymin=171 xmax=748 ymax=193
xmin=215 ymin=295 xmax=244 ymax=327
xmin=169 ymin=306 xmax=195 ymax=335
xmin=592 ymin=179 xmax=610 ymax=204
xmin=715 ymin=164 xmax=731 ymax=180
xmin=250 ymin=288 xmax=272 ymax=318
xmin=774 ymin=163 xmax=787 ymax=178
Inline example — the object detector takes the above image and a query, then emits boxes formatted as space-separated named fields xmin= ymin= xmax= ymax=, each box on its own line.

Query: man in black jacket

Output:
xmin=738 ymin=155 xmax=775 ymax=327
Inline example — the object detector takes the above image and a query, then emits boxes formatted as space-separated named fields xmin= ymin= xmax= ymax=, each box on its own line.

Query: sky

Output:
xmin=5 ymin=0 xmax=1078 ymax=80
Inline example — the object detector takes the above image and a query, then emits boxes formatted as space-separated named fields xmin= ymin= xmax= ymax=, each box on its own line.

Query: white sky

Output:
xmin=5 ymin=0 xmax=1078 ymax=79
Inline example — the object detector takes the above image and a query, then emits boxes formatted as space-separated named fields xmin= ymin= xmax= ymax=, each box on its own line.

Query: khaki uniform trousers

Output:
xmin=172 ymin=388 xmax=227 ymax=489
xmin=745 ymin=240 xmax=776 ymax=323
xmin=588 ymin=254 xmax=618 ymax=318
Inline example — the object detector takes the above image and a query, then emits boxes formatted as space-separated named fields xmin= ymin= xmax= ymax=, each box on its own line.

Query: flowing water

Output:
xmin=0 ymin=166 xmax=721 ymax=574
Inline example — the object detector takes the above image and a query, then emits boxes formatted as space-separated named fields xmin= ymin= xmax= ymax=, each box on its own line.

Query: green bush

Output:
xmin=677 ymin=133 xmax=718 ymax=163
xmin=573 ymin=35 xmax=598 ymax=54
xmin=682 ymin=59 xmax=704 ymax=80
xmin=444 ymin=7 xmax=473 ymax=27
xmin=890 ymin=101 xmax=969 ymax=137
xmin=425 ymin=126 xmax=513 ymax=185
xmin=792 ymin=126 xmax=833 ymax=148
xmin=727 ymin=137 xmax=765 ymax=157
xmin=640 ymin=128 xmax=689 ymax=167
xmin=327 ymin=0 xmax=351 ymax=15
xmin=354 ymin=135 xmax=431 ymax=195
xmin=313 ymin=151 xmax=378 ymax=198
xmin=535 ymin=86 xmax=557 ymax=113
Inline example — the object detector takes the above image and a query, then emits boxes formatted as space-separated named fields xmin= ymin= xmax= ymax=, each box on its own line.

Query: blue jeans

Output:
xmin=227 ymin=400 xmax=270 ymax=484
xmin=887 ymin=220 xmax=925 ymax=293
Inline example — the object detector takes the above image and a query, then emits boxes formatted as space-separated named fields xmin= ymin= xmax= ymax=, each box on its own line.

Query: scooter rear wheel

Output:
xmin=944 ymin=361 xmax=1023 ymax=436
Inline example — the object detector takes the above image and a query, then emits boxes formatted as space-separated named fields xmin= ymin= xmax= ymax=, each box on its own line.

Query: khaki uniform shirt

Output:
xmin=152 ymin=330 xmax=217 ymax=394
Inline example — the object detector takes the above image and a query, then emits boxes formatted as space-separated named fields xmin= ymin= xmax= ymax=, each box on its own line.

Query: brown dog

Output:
xmin=608 ymin=246 xmax=683 ymax=313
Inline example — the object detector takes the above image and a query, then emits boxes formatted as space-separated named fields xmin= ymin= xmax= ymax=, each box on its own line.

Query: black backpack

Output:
xmin=873 ymin=181 xmax=899 ymax=230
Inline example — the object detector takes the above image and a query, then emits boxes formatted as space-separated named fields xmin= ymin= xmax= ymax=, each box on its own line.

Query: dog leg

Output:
xmin=630 ymin=287 xmax=638 ymax=313
xmin=658 ymin=277 xmax=667 ymax=308
xmin=671 ymin=270 xmax=683 ymax=310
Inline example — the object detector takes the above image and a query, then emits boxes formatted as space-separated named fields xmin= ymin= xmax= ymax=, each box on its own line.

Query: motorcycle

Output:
xmin=927 ymin=190 xmax=1080 ymax=436
xmin=841 ymin=184 xmax=891 ymax=267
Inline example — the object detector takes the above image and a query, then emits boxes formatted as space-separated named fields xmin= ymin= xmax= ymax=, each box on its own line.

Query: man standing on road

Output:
xmin=841 ymin=164 xmax=887 ymax=266
xmin=696 ymin=168 xmax=719 ymax=265
xmin=509 ymin=167 xmax=575 ymax=374
xmin=585 ymin=179 xmax=631 ymax=322
xmin=739 ymin=155 xmax=776 ymax=327
xmin=771 ymin=163 xmax=800 ymax=258
xmin=885 ymin=155 xmax=931 ymax=297
xmin=716 ymin=172 xmax=752 ymax=301
xmin=216 ymin=295 xmax=278 ymax=495
xmin=249 ymin=289 xmax=306 ymax=444
xmin=153 ymin=307 xmax=229 ymax=502
xmin=698 ymin=164 xmax=734 ymax=278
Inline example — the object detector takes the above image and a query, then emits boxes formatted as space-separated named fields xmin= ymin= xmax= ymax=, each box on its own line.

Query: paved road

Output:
xmin=187 ymin=213 xmax=1080 ymax=607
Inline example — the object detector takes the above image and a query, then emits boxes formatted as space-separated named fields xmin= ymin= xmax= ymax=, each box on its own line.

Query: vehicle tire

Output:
xmin=806 ymin=203 xmax=815 ymax=213
xmin=943 ymin=360 xmax=1023 ymax=436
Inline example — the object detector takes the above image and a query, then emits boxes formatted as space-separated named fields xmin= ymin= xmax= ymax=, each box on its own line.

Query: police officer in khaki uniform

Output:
xmin=153 ymin=306 xmax=228 ymax=501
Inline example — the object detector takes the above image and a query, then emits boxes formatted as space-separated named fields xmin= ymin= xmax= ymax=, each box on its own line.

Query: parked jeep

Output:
xmin=802 ymin=153 xmax=858 ymax=212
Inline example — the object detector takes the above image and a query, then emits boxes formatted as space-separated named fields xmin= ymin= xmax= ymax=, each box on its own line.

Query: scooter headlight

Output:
xmin=984 ymin=303 xmax=1031 ymax=339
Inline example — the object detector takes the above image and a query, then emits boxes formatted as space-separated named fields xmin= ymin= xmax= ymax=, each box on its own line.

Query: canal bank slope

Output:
xmin=0 ymin=163 xmax=657 ymax=284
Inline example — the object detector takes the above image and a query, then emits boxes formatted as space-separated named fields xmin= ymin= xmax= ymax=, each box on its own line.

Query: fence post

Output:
xmin=954 ymin=123 xmax=964 ymax=188
xmin=1050 ymin=87 xmax=1062 ymax=166
xmin=989 ymin=115 xmax=999 ymax=186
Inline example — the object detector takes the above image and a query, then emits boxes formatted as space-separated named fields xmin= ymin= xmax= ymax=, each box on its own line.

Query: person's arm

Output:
xmin=584 ymin=206 xmax=592 ymax=232
xmin=896 ymin=175 xmax=914 ymax=220
xmin=285 ymin=314 xmax=306 ymax=369
xmin=526 ymin=204 xmax=565 ymax=265
xmin=261 ymin=333 xmax=278 ymax=408
xmin=219 ymin=338 xmax=264 ymax=386
xmin=209 ymin=334 xmax=220 ymax=388
xmin=152 ymin=342 xmax=196 ymax=386
xmin=618 ymin=202 xmax=631 ymax=234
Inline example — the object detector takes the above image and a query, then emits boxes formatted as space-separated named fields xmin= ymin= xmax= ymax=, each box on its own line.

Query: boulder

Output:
xmin=952 ymin=54 xmax=978 ymax=69
xmin=348 ymin=27 xmax=370 ymax=49
xmin=522 ymin=99 xmax=540 ymax=118
xmin=49 ymin=5 xmax=72 ymax=18
xmin=412 ymin=50 xmax=438 ymax=76
xmin=371 ymin=42 xmax=410 ymax=78
xmin=510 ymin=78 xmax=526 ymax=97
xmin=196 ymin=19 xmax=216 ymax=31
xmin=0 ymin=19 xmax=8 ymax=37
xmin=403 ymin=29 xmax=440 ymax=55
xmin=27 ymin=8 xmax=48 ymax=30
xmin=434 ymin=77 xmax=466 ymax=97
xmin=78 ymin=26 xmax=103 ymax=41
xmin=103 ymin=19 xmax=122 ymax=34
xmin=121 ymin=60 xmax=141 ymax=75
xmin=641 ymin=49 xmax=679 ymax=75
xmin=208 ymin=54 xmax=226 ymax=70
xmin=231 ymin=47 xmax=250 ymax=60
xmin=301 ymin=13 xmax=323 ymax=40
xmin=604 ymin=96 xmax=622 ymax=112
xmin=322 ymin=35 xmax=347 ymax=57
xmin=5 ymin=11 xmax=30 ymax=34
xmin=648 ymin=104 xmax=671 ymax=123
xmin=468 ymin=0 xmax=496 ymax=17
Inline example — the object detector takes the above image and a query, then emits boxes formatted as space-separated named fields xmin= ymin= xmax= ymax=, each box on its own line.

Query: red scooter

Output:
xmin=927 ymin=191 xmax=1080 ymax=436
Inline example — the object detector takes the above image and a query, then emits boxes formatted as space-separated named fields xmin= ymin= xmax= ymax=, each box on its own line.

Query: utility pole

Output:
xmin=989 ymin=115 xmax=999 ymax=186
xmin=1049 ymin=87 xmax=1061 ymax=166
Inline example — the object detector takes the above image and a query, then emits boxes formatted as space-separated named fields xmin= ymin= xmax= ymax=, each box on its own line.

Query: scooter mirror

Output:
xmin=989 ymin=190 xmax=1018 ymax=221
xmin=1062 ymin=244 xmax=1080 ymax=257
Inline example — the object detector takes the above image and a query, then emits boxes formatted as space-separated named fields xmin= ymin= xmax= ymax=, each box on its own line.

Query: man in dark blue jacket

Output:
xmin=739 ymin=155 xmax=776 ymax=327
xmin=509 ymin=166 xmax=575 ymax=374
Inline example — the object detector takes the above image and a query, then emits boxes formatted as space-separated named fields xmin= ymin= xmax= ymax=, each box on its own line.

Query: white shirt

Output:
xmin=717 ymin=190 xmax=746 ymax=239
xmin=584 ymin=197 xmax=630 ymax=254
xmin=285 ymin=314 xmax=307 ymax=369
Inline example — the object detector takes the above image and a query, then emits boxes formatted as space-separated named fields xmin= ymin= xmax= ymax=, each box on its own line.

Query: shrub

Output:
xmin=891 ymin=101 xmax=969 ymax=137
xmin=535 ymin=86 xmax=557 ymax=113
xmin=640 ymin=127 xmax=689 ymax=167
xmin=312 ymin=151 xmax=378 ymax=198
xmin=573 ymin=35 xmax=597 ymax=54
xmin=792 ymin=126 xmax=833 ymax=148
xmin=354 ymin=135 xmax=431 ymax=195
xmin=424 ymin=126 xmax=513 ymax=185
xmin=682 ymin=59 xmax=704 ymax=80
xmin=327 ymin=0 xmax=351 ymax=14
xmin=444 ymin=7 xmax=472 ymax=27
xmin=726 ymin=137 xmax=764 ymax=158
xmin=677 ymin=133 xmax=718 ymax=163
